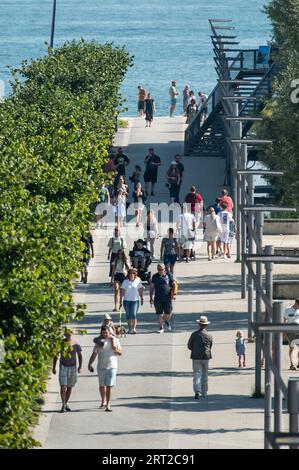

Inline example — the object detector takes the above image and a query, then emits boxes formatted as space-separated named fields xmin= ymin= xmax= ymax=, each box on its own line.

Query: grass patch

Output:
xmin=118 ymin=119 xmax=129 ymax=128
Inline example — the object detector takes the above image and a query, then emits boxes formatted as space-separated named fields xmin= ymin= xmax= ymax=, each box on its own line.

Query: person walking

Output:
xmin=183 ymin=85 xmax=190 ymax=116
xmin=52 ymin=331 xmax=82 ymax=413
xmin=169 ymin=80 xmax=180 ymax=117
xmin=150 ymin=264 xmax=177 ymax=333
xmin=235 ymin=331 xmax=247 ymax=368
xmin=132 ymin=182 xmax=147 ymax=227
xmin=115 ymin=189 xmax=127 ymax=227
xmin=160 ymin=228 xmax=179 ymax=274
xmin=111 ymin=249 xmax=131 ymax=312
xmin=219 ymin=189 xmax=234 ymax=214
xmin=145 ymin=93 xmax=156 ymax=127
xmin=166 ymin=161 xmax=181 ymax=204
xmin=114 ymin=147 xmax=130 ymax=178
xmin=184 ymin=186 xmax=204 ymax=228
xmin=198 ymin=91 xmax=208 ymax=125
xmin=80 ymin=231 xmax=94 ymax=284
xmin=186 ymin=98 xmax=198 ymax=124
xmin=284 ymin=299 xmax=299 ymax=370
xmin=143 ymin=147 xmax=161 ymax=196
xmin=107 ymin=227 xmax=126 ymax=285
xmin=176 ymin=204 xmax=196 ymax=262
xmin=102 ymin=313 xmax=116 ymax=336
xmin=120 ymin=268 xmax=144 ymax=334
xmin=137 ymin=85 xmax=147 ymax=117
xmin=203 ymin=207 xmax=222 ymax=261
xmin=144 ymin=210 xmax=159 ymax=256
xmin=187 ymin=316 xmax=213 ymax=398
xmin=95 ymin=183 xmax=110 ymax=229
xmin=218 ymin=203 xmax=233 ymax=258
xmin=129 ymin=165 xmax=142 ymax=189
xmin=88 ymin=325 xmax=122 ymax=412
xmin=175 ymin=155 xmax=185 ymax=203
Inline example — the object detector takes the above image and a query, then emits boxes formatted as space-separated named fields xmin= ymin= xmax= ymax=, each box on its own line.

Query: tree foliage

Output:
xmin=0 ymin=39 xmax=133 ymax=448
xmin=258 ymin=1 xmax=299 ymax=211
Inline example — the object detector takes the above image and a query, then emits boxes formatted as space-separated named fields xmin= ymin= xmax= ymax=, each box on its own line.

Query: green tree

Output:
xmin=258 ymin=1 xmax=299 ymax=212
xmin=0 ymin=40 xmax=133 ymax=448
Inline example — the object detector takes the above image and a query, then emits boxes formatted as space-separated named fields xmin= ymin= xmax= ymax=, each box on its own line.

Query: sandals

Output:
xmin=105 ymin=406 xmax=112 ymax=412
xmin=290 ymin=364 xmax=297 ymax=370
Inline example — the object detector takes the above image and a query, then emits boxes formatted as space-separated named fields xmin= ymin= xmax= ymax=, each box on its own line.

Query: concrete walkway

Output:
xmin=34 ymin=117 xmax=298 ymax=449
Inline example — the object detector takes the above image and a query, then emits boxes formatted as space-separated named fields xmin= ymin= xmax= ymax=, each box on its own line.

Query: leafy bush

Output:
xmin=0 ymin=39 xmax=133 ymax=448
xmin=257 ymin=1 xmax=299 ymax=213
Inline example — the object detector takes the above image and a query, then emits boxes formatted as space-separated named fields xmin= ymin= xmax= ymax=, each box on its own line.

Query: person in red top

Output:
xmin=219 ymin=189 xmax=234 ymax=214
xmin=184 ymin=186 xmax=204 ymax=228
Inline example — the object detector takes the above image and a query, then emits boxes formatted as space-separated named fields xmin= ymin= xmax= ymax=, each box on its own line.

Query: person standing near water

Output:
xmin=169 ymin=80 xmax=179 ymax=117
xmin=137 ymin=86 xmax=147 ymax=117
xmin=145 ymin=93 xmax=156 ymax=127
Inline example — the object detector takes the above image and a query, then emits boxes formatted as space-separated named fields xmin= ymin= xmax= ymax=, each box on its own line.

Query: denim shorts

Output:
xmin=164 ymin=254 xmax=177 ymax=267
xmin=98 ymin=368 xmax=117 ymax=387
xmin=124 ymin=300 xmax=140 ymax=320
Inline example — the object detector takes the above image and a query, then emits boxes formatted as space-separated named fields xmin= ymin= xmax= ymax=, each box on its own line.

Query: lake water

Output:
xmin=0 ymin=0 xmax=271 ymax=115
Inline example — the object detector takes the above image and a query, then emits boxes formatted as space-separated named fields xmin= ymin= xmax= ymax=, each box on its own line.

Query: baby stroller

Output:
xmin=129 ymin=239 xmax=153 ymax=284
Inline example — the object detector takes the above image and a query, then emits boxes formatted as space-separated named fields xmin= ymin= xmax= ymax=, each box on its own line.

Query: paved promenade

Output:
xmin=34 ymin=117 xmax=298 ymax=449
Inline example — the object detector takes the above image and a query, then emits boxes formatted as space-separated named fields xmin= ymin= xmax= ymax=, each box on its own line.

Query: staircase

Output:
xmin=184 ymin=21 xmax=278 ymax=162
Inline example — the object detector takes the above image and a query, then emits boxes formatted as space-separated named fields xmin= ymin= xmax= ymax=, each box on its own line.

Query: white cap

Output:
xmin=104 ymin=314 xmax=112 ymax=320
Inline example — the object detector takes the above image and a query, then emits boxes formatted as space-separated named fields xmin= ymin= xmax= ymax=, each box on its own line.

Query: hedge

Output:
xmin=0 ymin=39 xmax=133 ymax=448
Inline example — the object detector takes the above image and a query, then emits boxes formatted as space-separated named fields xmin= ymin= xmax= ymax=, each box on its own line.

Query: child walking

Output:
xmin=235 ymin=330 xmax=246 ymax=367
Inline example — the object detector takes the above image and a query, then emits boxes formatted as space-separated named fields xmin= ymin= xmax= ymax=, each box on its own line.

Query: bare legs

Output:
xmin=99 ymin=385 xmax=113 ymax=410
xmin=113 ymin=281 xmax=121 ymax=310
xmin=60 ymin=385 xmax=72 ymax=407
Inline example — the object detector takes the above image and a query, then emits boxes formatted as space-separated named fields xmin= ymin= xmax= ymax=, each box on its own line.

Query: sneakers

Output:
xmin=194 ymin=393 xmax=200 ymax=400
xmin=290 ymin=364 xmax=297 ymax=370
xmin=164 ymin=321 xmax=172 ymax=331
xmin=158 ymin=326 xmax=164 ymax=334
xmin=60 ymin=406 xmax=66 ymax=413
xmin=105 ymin=406 xmax=112 ymax=412
xmin=65 ymin=405 xmax=71 ymax=412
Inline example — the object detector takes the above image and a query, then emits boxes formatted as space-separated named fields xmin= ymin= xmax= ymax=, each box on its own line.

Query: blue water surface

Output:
xmin=0 ymin=0 xmax=271 ymax=115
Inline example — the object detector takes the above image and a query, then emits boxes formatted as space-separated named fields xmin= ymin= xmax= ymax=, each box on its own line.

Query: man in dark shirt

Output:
xmin=144 ymin=147 xmax=161 ymax=196
xmin=114 ymin=147 xmax=130 ymax=176
xmin=188 ymin=316 xmax=213 ymax=398
xmin=150 ymin=264 xmax=177 ymax=333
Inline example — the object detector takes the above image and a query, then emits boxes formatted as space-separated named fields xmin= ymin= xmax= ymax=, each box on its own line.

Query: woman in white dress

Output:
xmin=115 ymin=189 xmax=127 ymax=227
xmin=203 ymin=207 xmax=222 ymax=261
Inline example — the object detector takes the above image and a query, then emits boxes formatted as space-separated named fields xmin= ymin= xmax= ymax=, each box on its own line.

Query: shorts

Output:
xmin=179 ymin=236 xmax=194 ymax=250
xmin=98 ymin=368 xmax=117 ymax=387
xmin=59 ymin=365 xmax=77 ymax=387
xmin=170 ymin=98 xmax=177 ymax=106
xmin=138 ymin=100 xmax=145 ymax=111
xmin=219 ymin=231 xmax=229 ymax=244
xmin=114 ymin=273 xmax=126 ymax=284
xmin=154 ymin=299 xmax=173 ymax=316
xmin=124 ymin=300 xmax=139 ymax=320
xmin=164 ymin=254 xmax=177 ymax=266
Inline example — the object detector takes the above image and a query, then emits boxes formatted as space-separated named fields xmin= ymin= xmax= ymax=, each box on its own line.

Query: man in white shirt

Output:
xmin=176 ymin=205 xmax=196 ymax=263
xmin=88 ymin=326 xmax=122 ymax=411
xmin=284 ymin=299 xmax=299 ymax=370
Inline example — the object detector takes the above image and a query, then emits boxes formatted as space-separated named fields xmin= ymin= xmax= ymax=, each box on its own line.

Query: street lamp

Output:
xmin=50 ymin=0 xmax=57 ymax=49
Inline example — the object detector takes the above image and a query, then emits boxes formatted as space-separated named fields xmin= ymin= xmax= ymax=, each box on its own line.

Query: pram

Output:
xmin=129 ymin=239 xmax=153 ymax=284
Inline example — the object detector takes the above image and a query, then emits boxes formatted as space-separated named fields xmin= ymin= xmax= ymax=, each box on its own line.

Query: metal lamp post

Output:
xmin=50 ymin=0 xmax=57 ymax=49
